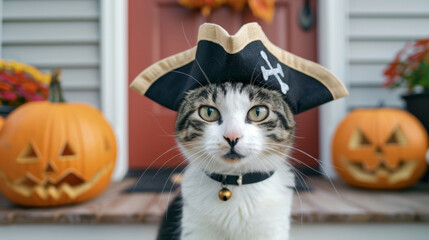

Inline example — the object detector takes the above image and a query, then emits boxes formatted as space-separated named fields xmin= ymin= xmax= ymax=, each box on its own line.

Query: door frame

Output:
xmin=318 ymin=0 xmax=349 ymax=178
xmin=100 ymin=0 xmax=128 ymax=181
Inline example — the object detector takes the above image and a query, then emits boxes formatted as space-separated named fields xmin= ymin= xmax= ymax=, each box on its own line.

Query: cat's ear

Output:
xmin=131 ymin=23 xmax=348 ymax=114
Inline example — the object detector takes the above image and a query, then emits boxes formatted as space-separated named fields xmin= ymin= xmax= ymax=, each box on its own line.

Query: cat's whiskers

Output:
xmin=256 ymin=152 xmax=307 ymax=226
xmin=161 ymin=160 xmax=189 ymax=219
xmin=132 ymin=142 xmax=201 ymax=192
xmin=253 ymin=151 xmax=273 ymax=175
xmin=197 ymin=154 xmax=216 ymax=192
xmin=181 ymin=22 xmax=211 ymax=85
xmin=153 ymin=143 xmax=204 ymax=179
xmin=266 ymin=142 xmax=345 ymax=171
xmin=159 ymin=147 xmax=210 ymax=207
xmin=152 ymin=152 xmax=187 ymax=180
xmin=132 ymin=144 xmax=183 ymax=192
xmin=264 ymin=145 xmax=325 ymax=175
xmin=165 ymin=162 xmax=191 ymax=212
xmin=143 ymin=110 xmax=177 ymax=138
xmin=264 ymin=145 xmax=323 ymax=192
xmin=260 ymin=145 xmax=313 ymax=192
xmin=182 ymin=147 xmax=213 ymax=183
xmin=252 ymin=150 xmax=309 ymax=219
xmin=165 ymin=151 xmax=214 ymax=207
xmin=258 ymin=74 xmax=274 ymax=90
xmin=250 ymin=58 xmax=262 ymax=85
xmin=172 ymin=70 xmax=204 ymax=87
xmin=265 ymin=143 xmax=342 ymax=200
xmin=289 ymin=134 xmax=305 ymax=140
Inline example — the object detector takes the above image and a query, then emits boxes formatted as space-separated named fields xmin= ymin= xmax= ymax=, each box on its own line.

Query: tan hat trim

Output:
xmin=130 ymin=47 xmax=196 ymax=95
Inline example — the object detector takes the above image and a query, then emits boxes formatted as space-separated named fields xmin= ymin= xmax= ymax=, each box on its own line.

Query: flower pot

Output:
xmin=402 ymin=91 xmax=429 ymax=133
xmin=402 ymin=91 xmax=429 ymax=182
xmin=0 ymin=105 xmax=16 ymax=118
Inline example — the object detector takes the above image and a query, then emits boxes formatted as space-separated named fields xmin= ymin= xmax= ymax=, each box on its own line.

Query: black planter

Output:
xmin=402 ymin=91 xmax=429 ymax=133
xmin=0 ymin=105 xmax=16 ymax=118
xmin=402 ymin=91 xmax=429 ymax=183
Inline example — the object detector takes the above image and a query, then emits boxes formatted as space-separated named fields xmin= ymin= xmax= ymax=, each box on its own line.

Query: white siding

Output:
xmin=346 ymin=0 xmax=429 ymax=110
xmin=1 ymin=0 xmax=101 ymax=108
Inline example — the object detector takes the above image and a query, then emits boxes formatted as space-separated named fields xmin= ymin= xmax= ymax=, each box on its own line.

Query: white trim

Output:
xmin=318 ymin=0 xmax=349 ymax=179
xmin=100 ymin=0 xmax=128 ymax=181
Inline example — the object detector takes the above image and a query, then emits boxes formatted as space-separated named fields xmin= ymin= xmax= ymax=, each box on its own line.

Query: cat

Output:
xmin=157 ymin=82 xmax=296 ymax=240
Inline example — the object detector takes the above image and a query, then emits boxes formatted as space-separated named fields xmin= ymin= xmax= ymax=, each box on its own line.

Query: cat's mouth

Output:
xmin=222 ymin=149 xmax=244 ymax=161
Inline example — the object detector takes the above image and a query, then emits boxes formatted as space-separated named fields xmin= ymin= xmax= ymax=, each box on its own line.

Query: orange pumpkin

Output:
xmin=333 ymin=108 xmax=428 ymax=189
xmin=0 ymin=116 xmax=4 ymax=130
xmin=0 ymin=71 xmax=117 ymax=206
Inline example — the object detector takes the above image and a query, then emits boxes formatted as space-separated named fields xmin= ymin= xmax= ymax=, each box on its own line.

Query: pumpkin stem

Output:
xmin=49 ymin=68 xmax=66 ymax=103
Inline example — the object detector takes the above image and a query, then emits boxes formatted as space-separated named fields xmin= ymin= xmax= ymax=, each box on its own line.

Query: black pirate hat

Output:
xmin=131 ymin=23 xmax=348 ymax=114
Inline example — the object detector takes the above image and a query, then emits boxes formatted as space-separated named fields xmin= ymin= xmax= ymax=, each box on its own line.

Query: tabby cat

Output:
xmin=157 ymin=82 xmax=296 ymax=240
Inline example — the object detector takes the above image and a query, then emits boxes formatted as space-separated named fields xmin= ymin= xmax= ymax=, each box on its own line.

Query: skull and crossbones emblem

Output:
xmin=260 ymin=50 xmax=289 ymax=94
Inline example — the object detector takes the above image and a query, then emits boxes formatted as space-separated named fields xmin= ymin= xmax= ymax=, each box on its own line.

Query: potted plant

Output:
xmin=383 ymin=38 xmax=429 ymax=132
xmin=0 ymin=59 xmax=50 ymax=117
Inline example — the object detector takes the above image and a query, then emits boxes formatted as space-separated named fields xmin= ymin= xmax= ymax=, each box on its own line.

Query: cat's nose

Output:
xmin=224 ymin=136 xmax=239 ymax=148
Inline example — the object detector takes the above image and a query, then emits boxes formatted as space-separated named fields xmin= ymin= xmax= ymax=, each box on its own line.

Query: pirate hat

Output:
xmin=131 ymin=23 xmax=348 ymax=114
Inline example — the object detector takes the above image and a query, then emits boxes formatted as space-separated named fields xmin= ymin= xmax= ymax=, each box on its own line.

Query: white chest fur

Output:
xmin=180 ymin=165 xmax=294 ymax=240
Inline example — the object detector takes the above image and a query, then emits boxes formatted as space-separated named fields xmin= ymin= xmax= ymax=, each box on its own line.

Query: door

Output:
xmin=128 ymin=0 xmax=319 ymax=171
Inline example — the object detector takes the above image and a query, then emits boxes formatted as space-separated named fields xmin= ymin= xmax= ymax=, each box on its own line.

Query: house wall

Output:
xmin=346 ymin=0 xmax=429 ymax=110
xmin=1 ymin=0 xmax=102 ymax=108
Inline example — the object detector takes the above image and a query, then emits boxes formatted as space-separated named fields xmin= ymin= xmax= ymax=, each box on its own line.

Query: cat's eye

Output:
xmin=247 ymin=105 xmax=269 ymax=122
xmin=199 ymin=106 xmax=220 ymax=122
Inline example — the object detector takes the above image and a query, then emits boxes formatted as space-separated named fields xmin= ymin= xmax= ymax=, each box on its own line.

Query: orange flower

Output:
xmin=414 ymin=38 xmax=429 ymax=47
xmin=4 ymin=72 xmax=21 ymax=85
xmin=0 ymin=82 xmax=12 ymax=91
xmin=248 ymin=0 xmax=276 ymax=23
xmin=226 ymin=0 xmax=246 ymax=11
xmin=383 ymin=37 xmax=429 ymax=90
xmin=21 ymin=82 xmax=38 ymax=94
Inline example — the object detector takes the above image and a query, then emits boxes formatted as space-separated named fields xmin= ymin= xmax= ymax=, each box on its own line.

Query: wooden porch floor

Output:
xmin=0 ymin=177 xmax=428 ymax=224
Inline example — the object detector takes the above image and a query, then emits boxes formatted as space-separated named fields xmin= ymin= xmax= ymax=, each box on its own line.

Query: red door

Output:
xmin=129 ymin=0 xmax=319 ymax=170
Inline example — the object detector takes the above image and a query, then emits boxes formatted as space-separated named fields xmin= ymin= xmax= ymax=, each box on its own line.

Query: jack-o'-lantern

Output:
xmin=333 ymin=108 xmax=428 ymax=189
xmin=0 ymin=70 xmax=117 ymax=206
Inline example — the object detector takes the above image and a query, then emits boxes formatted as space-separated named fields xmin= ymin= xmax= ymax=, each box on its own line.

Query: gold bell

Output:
xmin=218 ymin=188 xmax=231 ymax=201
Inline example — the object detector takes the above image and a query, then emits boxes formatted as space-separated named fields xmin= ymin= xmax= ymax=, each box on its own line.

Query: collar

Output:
xmin=207 ymin=171 xmax=275 ymax=186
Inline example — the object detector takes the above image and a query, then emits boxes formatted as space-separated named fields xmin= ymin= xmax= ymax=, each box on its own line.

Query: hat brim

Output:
xmin=131 ymin=23 xmax=348 ymax=114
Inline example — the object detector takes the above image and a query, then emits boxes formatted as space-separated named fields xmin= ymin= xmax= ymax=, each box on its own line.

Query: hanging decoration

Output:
xmin=178 ymin=0 xmax=276 ymax=23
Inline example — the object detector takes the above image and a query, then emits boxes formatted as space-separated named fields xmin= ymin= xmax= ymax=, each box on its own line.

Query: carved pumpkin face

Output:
xmin=0 ymin=102 xmax=117 ymax=206
xmin=333 ymin=108 xmax=428 ymax=189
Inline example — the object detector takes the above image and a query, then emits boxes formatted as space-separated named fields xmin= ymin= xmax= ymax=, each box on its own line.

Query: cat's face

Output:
xmin=176 ymin=83 xmax=295 ymax=174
